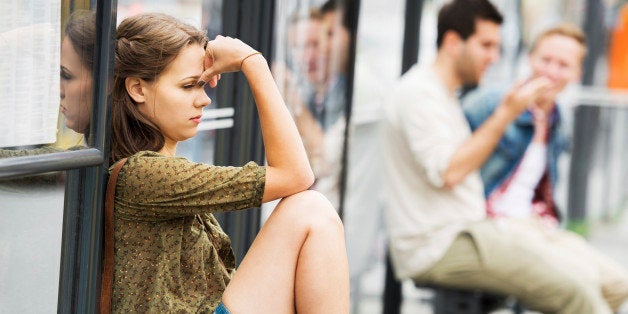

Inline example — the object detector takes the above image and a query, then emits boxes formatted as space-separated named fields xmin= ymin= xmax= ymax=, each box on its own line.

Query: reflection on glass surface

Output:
xmin=0 ymin=6 xmax=96 ymax=152
xmin=272 ymin=0 xmax=353 ymax=209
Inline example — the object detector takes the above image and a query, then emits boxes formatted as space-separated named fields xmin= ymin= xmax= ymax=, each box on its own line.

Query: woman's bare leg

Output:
xmin=221 ymin=190 xmax=349 ymax=314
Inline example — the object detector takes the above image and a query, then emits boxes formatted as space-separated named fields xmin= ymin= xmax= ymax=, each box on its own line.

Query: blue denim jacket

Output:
xmin=462 ymin=87 xmax=567 ymax=198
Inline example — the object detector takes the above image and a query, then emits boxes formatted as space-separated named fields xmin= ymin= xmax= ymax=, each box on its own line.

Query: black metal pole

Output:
xmin=566 ymin=0 xmax=607 ymax=236
xmin=582 ymin=0 xmax=605 ymax=86
xmin=401 ymin=0 xmax=423 ymax=74
xmin=215 ymin=0 xmax=275 ymax=265
xmin=338 ymin=0 xmax=361 ymax=220
xmin=65 ymin=0 xmax=116 ymax=312
xmin=567 ymin=105 xmax=600 ymax=236
xmin=57 ymin=169 xmax=82 ymax=314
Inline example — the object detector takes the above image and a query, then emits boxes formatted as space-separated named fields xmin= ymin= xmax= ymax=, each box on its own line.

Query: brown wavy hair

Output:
xmin=64 ymin=10 xmax=96 ymax=136
xmin=65 ymin=10 xmax=96 ymax=72
xmin=111 ymin=13 xmax=208 ymax=163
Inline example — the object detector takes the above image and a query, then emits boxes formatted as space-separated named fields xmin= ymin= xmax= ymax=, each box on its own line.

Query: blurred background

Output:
xmin=0 ymin=0 xmax=626 ymax=313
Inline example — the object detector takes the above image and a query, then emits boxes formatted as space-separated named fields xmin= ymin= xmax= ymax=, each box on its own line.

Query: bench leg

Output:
xmin=383 ymin=252 xmax=402 ymax=314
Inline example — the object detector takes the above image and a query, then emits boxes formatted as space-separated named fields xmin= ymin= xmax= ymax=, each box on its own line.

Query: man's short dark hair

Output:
xmin=320 ymin=0 xmax=357 ymax=31
xmin=436 ymin=0 xmax=503 ymax=48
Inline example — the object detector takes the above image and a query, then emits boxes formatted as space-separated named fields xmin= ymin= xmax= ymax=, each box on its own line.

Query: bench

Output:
xmin=383 ymin=252 xmax=524 ymax=314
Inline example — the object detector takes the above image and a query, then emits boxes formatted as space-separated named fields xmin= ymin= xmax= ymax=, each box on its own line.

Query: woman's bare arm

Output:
xmin=199 ymin=36 xmax=314 ymax=202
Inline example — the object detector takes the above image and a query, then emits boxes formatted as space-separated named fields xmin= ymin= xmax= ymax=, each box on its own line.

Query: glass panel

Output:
xmin=0 ymin=1 xmax=62 ymax=148
xmin=0 ymin=1 xmax=97 ymax=154
xmin=272 ymin=0 xmax=354 ymax=209
xmin=178 ymin=0 xmax=224 ymax=164
xmin=117 ymin=1 xmax=203 ymax=26
xmin=116 ymin=0 xmax=224 ymax=164
xmin=0 ymin=172 xmax=66 ymax=312
xmin=0 ymin=1 xmax=92 ymax=311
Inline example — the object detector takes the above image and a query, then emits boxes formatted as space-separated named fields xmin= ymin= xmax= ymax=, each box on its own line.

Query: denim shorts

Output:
xmin=214 ymin=302 xmax=231 ymax=314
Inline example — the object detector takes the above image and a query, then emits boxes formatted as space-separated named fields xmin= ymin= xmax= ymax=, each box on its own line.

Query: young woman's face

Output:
xmin=139 ymin=43 xmax=211 ymax=149
xmin=60 ymin=37 xmax=93 ymax=134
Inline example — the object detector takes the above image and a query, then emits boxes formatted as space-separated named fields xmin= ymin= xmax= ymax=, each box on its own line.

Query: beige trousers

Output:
xmin=414 ymin=219 xmax=628 ymax=314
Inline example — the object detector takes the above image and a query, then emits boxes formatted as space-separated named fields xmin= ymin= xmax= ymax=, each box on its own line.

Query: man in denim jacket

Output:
xmin=464 ymin=86 xmax=567 ymax=224
xmin=463 ymin=23 xmax=628 ymax=311
xmin=465 ymin=90 xmax=564 ymax=198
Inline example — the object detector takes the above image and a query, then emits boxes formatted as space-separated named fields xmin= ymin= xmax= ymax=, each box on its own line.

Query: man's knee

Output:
xmin=523 ymin=274 xmax=608 ymax=314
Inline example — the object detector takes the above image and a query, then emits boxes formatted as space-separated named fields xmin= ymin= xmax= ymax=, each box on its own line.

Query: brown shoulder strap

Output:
xmin=100 ymin=158 xmax=128 ymax=314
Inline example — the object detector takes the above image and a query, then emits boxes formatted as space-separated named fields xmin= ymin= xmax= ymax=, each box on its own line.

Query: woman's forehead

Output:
xmin=161 ymin=44 xmax=205 ymax=80
xmin=61 ymin=37 xmax=81 ymax=66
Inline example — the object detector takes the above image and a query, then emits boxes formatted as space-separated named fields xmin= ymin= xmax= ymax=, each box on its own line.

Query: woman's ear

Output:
xmin=125 ymin=77 xmax=146 ymax=103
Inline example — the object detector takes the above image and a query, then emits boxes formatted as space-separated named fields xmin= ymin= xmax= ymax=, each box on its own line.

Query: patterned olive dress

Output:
xmin=110 ymin=151 xmax=265 ymax=313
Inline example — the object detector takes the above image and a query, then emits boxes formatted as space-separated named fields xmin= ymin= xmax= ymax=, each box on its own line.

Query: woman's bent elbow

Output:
xmin=303 ymin=169 xmax=315 ymax=187
xmin=292 ymin=175 xmax=314 ymax=193
xmin=293 ymin=169 xmax=315 ymax=192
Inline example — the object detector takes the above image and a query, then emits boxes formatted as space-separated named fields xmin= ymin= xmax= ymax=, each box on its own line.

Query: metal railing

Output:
xmin=0 ymin=149 xmax=103 ymax=179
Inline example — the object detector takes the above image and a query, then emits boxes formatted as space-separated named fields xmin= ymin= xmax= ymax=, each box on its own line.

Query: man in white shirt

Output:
xmin=383 ymin=0 xmax=613 ymax=313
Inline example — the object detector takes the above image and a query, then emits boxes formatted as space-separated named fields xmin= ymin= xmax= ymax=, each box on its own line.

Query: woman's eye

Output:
xmin=60 ymin=71 xmax=73 ymax=80
xmin=183 ymin=84 xmax=195 ymax=89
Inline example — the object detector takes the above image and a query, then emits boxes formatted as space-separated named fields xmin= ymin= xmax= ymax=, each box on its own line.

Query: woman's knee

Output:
xmin=274 ymin=190 xmax=343 ymax=232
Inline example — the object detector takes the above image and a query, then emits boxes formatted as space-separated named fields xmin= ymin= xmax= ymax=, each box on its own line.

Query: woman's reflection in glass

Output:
xmin=0 ymin=11 xmax=94 ymax=159
xmin=60 ymin=11 xmax=95 ymax=136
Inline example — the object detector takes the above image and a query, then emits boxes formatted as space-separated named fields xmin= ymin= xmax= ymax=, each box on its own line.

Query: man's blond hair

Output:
xmin=530 ymin=22 xmax=587 ymax=56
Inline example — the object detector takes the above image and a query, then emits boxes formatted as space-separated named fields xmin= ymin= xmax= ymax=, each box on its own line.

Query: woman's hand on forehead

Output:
xmin=198 ymin=35 xmax=258 ymax=87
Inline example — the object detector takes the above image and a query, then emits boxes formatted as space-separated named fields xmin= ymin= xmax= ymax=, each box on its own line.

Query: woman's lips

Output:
xmin=190 ymin=115 xmax=202 ymax=124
